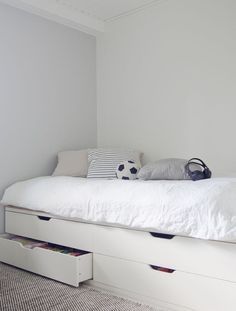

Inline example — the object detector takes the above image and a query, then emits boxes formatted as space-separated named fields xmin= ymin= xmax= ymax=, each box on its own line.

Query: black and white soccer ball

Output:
xmin=116 ymin=160 xmax=140 ymax=180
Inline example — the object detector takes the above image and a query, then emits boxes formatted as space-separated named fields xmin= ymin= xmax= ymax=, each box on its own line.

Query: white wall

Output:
xmin=97 ymin=0 xmax=236 ymax=176
xmin=0 ymin=3 xmax=97 ymax=232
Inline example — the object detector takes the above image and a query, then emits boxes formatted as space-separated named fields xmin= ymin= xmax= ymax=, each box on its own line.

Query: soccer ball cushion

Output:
xmin=116 ymin=160 xmax=140 ymax=180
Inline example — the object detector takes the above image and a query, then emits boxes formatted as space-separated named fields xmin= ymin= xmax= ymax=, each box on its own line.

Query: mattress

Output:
xmin=2 ymin=176 xmax=236 ymax=241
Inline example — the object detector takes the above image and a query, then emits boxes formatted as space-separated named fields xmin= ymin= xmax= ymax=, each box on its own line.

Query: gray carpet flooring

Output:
xmin=0 ymin=263 xmax=162 ymax=311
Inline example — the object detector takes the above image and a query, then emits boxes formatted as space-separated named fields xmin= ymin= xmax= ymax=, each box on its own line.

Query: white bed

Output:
xmin=2 ymin=176 xmax=236 ymax=241
xmin=2 ymin=177 xmax=236 ymax=311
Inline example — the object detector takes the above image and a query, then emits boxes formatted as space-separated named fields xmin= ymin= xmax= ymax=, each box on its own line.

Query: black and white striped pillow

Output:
xmin=87 ymin=148 xmax=141 ymax=179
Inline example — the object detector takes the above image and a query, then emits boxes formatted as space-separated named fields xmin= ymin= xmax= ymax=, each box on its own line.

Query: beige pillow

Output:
xmin=52 ymin=150 xmax=88 ymax=177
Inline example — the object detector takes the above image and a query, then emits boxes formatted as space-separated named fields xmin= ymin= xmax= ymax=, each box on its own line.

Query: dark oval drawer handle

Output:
xmin=150 ymin=265 xmax=175 ymax=273
xmin=37 ymin=216 xmax=51 ymax=221
xmin=150 ymin=232 xmax=175 ymax=240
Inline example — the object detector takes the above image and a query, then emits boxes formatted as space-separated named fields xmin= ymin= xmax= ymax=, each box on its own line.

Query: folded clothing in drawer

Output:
xmin=8 ymin=235 xmax=89 ymax=257
xmin=0 ymin=234 xmax=93 ymax=286
xmin=7 ymin=235 xmax=48 ymax=249
xmin=39 ymin=244 xmax=89 ymax=257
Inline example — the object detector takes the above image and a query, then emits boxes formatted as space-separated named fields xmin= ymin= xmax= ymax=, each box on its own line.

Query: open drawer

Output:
xmin=0 ymin=234 xmax=93 ymax=287
xmin=6 ymin=208 xmax=236 ymax=283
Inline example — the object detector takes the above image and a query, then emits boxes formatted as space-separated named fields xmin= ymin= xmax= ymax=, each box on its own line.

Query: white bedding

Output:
xmin=1 ymin=176 xmax=236 ymax=241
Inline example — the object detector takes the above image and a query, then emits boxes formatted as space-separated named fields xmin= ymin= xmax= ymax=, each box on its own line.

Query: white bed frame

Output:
xmin=3 ymin=206 xmax=236 ymax=311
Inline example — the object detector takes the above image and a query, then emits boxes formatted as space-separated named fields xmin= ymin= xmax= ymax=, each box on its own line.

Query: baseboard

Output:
xmin=86 ymin=280 xmax=193 ymax=311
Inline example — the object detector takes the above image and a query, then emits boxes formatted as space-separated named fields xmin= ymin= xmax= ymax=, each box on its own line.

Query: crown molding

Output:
xmin=105 ymin=0 xmax=166 ymax=22
xmin=0 ymin=0 xmax=167 ymax=35
xmin=0 ymin=0 xmax=105 ymax=36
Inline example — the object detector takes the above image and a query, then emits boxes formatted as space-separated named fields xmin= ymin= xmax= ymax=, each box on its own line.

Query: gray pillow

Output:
xmin=137 ymin=158 xmax=198 ymax=180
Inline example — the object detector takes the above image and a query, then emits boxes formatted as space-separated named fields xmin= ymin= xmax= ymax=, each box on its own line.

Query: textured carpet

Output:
xmin=0 ymin=263 xmax=161 ymax=311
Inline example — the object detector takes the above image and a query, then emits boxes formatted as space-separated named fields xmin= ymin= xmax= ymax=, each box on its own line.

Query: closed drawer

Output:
xmin=93 ymin=254 xmax=236 ymax=311
xmin=6 ymin=209 xmax=236 ymax=283
xmin=0 ymin=234 xmax=92 ymax=287
xmin=93 ymin=225 xmax=236 ymax=283
xmin=6 ymin=211 xmax=95 ymax=251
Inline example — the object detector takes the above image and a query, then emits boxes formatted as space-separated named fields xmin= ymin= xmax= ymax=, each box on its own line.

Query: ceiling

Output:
xmin=57 ymin=0 xmax=158 ymax=21
xmin=0 ymin=0 xmax=160 ymax=35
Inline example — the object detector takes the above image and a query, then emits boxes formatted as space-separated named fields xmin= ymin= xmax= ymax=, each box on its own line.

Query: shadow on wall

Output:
xmin=0 ymin=155 xmax=57 ymax=234
xmin=0 ymin=4 xmax=97 ymax=232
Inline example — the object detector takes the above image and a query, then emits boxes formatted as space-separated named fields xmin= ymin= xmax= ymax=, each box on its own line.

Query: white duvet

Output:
xmin=2 ymin=176 xmax=236 ymax=241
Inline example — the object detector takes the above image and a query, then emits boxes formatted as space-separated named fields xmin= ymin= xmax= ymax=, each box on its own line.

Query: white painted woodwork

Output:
xmin=5 ymin=207 xmax=236 ymax=310
xmin=55 ymin=0 xmax=159 ymax=21
xmin=93 ymin=254 xmax=236 ymax=311
xmin=6 ymin=210 xmax=95 ymax=251
xmin=0 ymin=234 xmax=93 ymax=286
xmin=0 ymin=0 xmax=160 ymax=34
xmin=0 ymin=0 xmax=105 ymax=35
xmin=92 ymin=223 xmax=236 ymax=283
xmin=5 ymin=208 xmax=236 ymax=283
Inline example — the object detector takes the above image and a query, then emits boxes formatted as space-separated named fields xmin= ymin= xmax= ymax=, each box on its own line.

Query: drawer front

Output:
xmin=6 ymin=209 xmax=236 ymax=283
xmin=0 ymin=234 xmax=92 ymax=286
xmin=93 ymin=225 xmax=236 ymax=283
xmin=93 ymin=254 xmax=236 ymax=311
xmin=6 ymin=211 xmax=94 ymax=251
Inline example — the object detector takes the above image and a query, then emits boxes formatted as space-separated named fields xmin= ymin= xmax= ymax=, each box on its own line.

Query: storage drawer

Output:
xmin=0 ymin=234 xmax=92 ymax=287
xmin=6 ymin=208 xmax=236 ymax=283
xmin=6 ymin=211 xmax=95 ymax=251
xmin=93 ymin=254 xmax=236 ymax=311
xmin=92 ymin=224 xmax=236 ymax=283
